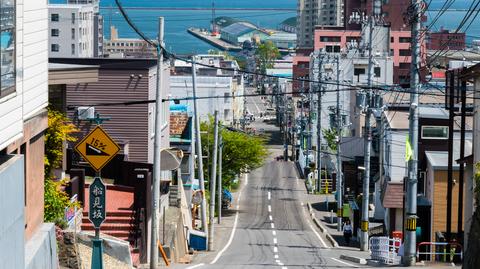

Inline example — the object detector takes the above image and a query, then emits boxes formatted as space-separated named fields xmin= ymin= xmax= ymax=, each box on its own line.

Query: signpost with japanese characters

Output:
xmin=75 ymin=125 xmax=120 ymax=269
xmin=89 ymin=177 xmax=106 ymax=228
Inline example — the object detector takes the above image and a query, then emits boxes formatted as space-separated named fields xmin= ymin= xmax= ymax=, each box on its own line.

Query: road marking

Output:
xmin=271 ymin=223 xmax=275 ymax=229
xmin=269 ymin=215 xmax=273 ymax=221
xmin=268 ymin=205 xmax=272 ymax=212
xmin=210 ymin=173 xmax=248 ymax=265
xmin=273 ymin=237 xmax=277 ymax=244
xmin=274 ymin=254 xmax=279 ymax=259
xmin=268 ymin=191 xmax=271 ymax=200
xmin=308 ymin=223 xmax=328 ymax=248
xmin=272 ymin=230 xmax=276 ymax=236
xmin=300 ymin=202 xmax=304 ymax=206
xmin=281 ymin=267 xmax=287 ymax=269
xmin=331 ymin=257 xmax=358 ymax=268
xmin=278 ymin=262 xmax=284 ymax=266
xmin=273 ymin=246 xmax=278 ymax=253
xmin=275 ymin=259 xmax=281 ymax=263
xmin=186 ymin=263 xmax=205 ymax=269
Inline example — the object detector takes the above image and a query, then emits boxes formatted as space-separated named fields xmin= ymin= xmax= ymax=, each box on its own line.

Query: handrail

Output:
xmin=417 ymin=241 xmax=463 ymax=262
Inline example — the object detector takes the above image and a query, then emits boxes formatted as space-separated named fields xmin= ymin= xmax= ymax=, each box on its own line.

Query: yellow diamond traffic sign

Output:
xmin=74 ymin=126 xmax=120 ymax=172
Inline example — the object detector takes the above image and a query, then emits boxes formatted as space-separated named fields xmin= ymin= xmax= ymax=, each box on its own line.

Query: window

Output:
xmin=390 ymin=49 xmax=394 ymax=56
xmin=399 ymin=63 xmax=410 ymax=69
xmin=390 ymin=36 xmax=394 ymax=43
xmin=346 ymin=36 xmax=360 ymax=42
xmin=51 ymin=29 xmax=59 ymax=37
xmin=325 ymin=45 xmax=340 ymax=52
xmin=51 ymin=44 xmax=59 ymax=52
xmin=51 ymin=13 xmax=59 ymax=22
xmin=71 ymin=44 xmax=75 ymax=55
xmin=1 ymin=0 xmax=16 ymax=97
xmin=224 ymin=93 xmax=230 ymax=103
xmin=320 ymin=36 xmax=341 ymax=42
xmin=421 ymin=126 xmax=448 ymax=139
xmin=354 ymin=68 xmax=365 ymax=76
xmin=374 ymin=67 xmax=381 ymax=77
xmin=71 ymin=12 xmax=75 ymax=24
xmin=399 ymin=37 xmax=411 ymax=43
xmin=399 ymin=49 xmax=411 ymax=56
xmin=71 ymin=28 xmax=75 ymax=39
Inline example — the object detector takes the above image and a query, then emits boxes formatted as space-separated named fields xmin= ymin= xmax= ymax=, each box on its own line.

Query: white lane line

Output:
xmin=274 ymin=254 xmax=279 ymax=259
xmin=281 ymin=267 xmax=287 ymax=269
xmin=268 ymin=205 xmax=272 ymax=212
xmin=300 ymin=202 xmax=304 ymax=206
xmin=275 ymin=259 xmax=281 ymax=263
xmin=273 ymin=246 xmax=278 ymax=253
xmin=271 ymin=222 xmax=275 ymax=229
xmin=278 ymin=262 xmax=284 ymax=266
xmin=331 ymin=257 xmax=358 ymax=268
xmin=186 ymin=263 xmax=205 ymax=269
xmin=273 ymin=237 xmax=278 ymax=244
xmin=210 ymin=174 xmax=249 ymax=265
xmin=268 ymin=191 xmax=271 ymax=200
xmin=269 ymin=215 xmax=273 ymax=221
xmin=272 ymin=230 xmax=277 ymax=236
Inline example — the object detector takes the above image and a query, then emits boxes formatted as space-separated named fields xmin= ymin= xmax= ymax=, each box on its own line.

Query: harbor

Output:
xmin=187 ymin=28 xmax=242 ymax=52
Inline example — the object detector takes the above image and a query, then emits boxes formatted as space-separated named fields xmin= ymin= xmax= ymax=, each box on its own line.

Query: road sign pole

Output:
xmin=90 ymin=173 xmax=106 ymax=269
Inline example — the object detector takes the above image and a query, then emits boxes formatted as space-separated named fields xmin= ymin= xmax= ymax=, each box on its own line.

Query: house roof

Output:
xmin=280 ymin=17 xmax=297 ymax=27
xmin=213 ymin=16 xmax=256 ymax=29
xmin=382 ymin=182 xmax=404 ymax=209
xmin=221 ymin=22 xmax=257 ymax=37
xmin=425 ymin=140 xmax=472 ymax=170
xmin=49 ymin=58 xmax=158 ymax=70
xmin=384 ymin=107 xmax=473 ymax=130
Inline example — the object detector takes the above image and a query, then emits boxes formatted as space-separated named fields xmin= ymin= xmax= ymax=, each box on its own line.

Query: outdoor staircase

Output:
xmin=81 ymin=210 xmax=134 ymax=242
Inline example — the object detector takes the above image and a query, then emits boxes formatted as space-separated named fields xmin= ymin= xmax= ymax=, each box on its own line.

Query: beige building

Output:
xmin=297 ymin=0 xmax=344 ymax=48
xmin=104 ymin=26 xmax=157 ymax=58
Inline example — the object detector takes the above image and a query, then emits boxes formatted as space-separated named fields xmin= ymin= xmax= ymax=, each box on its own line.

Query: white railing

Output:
xmin=369 ymin=236 xmax=401 ymax=265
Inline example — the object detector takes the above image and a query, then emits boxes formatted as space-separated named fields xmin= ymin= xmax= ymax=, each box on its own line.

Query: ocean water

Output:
xmin=49 ymin=0 xmax=479 ymax=54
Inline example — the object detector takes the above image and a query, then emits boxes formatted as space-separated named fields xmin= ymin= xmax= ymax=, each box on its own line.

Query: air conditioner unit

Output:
xmin=77 ymin=106 xmax=95 ymax=120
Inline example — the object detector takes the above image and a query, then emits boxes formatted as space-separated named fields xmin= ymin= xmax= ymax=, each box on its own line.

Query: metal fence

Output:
xmin=369 ymin=236 xmax=401 ymax=265
xmin=417 ymin=241 xmax=463 ymax=263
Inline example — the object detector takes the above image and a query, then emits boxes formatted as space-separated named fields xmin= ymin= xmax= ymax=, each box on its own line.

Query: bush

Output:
xmin=44 ymin=178 xmax=71 ymax=223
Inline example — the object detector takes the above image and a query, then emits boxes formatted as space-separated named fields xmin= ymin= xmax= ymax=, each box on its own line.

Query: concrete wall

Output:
xmin=0 ymin=155 xmax=25 ymax=269
xmin=25 ymin=223 xmax=58 ymax=269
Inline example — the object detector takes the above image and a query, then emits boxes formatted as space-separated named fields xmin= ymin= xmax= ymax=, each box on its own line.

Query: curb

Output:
xmin=339 ymin=255 xmax=367 ymax=265
xmin=307 ymin=202 xmax=339 ymax=248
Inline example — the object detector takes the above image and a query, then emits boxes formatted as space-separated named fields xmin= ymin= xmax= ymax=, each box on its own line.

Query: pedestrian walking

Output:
xmin=343 ymin=219 xmax=353 ymax=245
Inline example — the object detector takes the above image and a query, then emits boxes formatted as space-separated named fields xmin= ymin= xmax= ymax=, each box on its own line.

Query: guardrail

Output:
xmin=369 ymin=236 xmax=401 ymax=265
xmin=417 ymin=241 xmax=463 ymax=263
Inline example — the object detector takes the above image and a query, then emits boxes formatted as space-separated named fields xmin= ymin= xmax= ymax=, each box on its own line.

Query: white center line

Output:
xmin=300 ymin=202 xmax=304 ymax=206
xmin=278 ymin=262 xmax=284 ymax=266
xmin=268 ymin=205 xmax=272 ymax=212
xmin=272 ymin=230 xmax=277 ymax=236
xmin=275 ymin=259 xmax=281 ymax=263
xmin=273 ymin=246 xmax=278 ymax=253
xmin=269 ymin=215 xmax=273 ymax=221
xmin=274 ymin=254 xmax=279 ymax=259
xmin=281 ymin=266 xmax=288 ymax=269
xmin=271 ymin=222 xmax=275 ymax=229
xmin=273 ymin=237 xmax=278 ymax=244
xmin=268 ymin=191 xmax=271 ymax=200
xmin=331 ymin=257 xmax=358 ymax=268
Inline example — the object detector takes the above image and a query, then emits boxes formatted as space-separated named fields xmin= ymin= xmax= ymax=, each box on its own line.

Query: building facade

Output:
xmin=297 ymin=0 xmax=344 ymax=48
xmin=427 ymin=29 xmax=466 ymax=51
xmin=104 ymin=26 xmax=157 ymax=58
xmin=48 ymin=0 xmax=103 ymax=58
xmin=0 ymin=0 xmax=57 ymax=268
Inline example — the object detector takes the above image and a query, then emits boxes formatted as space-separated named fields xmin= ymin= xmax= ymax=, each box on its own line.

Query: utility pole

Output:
xmin=208 ymin=111 xmax=219 ymax=251
xmin=335 ymin=54 xmax=343 ymax=232
xmin=360 ymin=10 xmax=375 ymax=252
xmin=218 ymin=133 xmax=223 ymax=224
xmin=150 ymin=17 xmax=164 ymax=269
xmin=192 ymin=57 xmax=209 ymax=240
xmin=404 ymin=0 xmax=421 ymax=265
xmin=284 ymin=92 xmax=289 ymax=160
xmin=316 ymin=53 xmax=323 ymax=194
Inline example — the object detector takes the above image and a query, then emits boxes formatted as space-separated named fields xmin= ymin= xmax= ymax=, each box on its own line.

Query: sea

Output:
xmin=49 ymin=0 xmax=480 ymax=54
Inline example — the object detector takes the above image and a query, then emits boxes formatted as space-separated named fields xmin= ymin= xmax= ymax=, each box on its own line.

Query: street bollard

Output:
xmin=325 ymin=196 xmax=329 ymax=211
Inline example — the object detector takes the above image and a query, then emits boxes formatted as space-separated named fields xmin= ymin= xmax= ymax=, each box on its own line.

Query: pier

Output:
xmin=187 ymin=28 xmax=242 ymax=52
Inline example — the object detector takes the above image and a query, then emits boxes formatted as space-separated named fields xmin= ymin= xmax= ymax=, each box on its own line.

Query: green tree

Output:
xmin=255 ymin=41 xmax=280 ymax=73
xmin=322 ymin=128 xmax=338 ymax=152
xmin=44 ymin=107 xmax=79 ymax=224
xmin=200 ymin=118 xmax=268 ymax=190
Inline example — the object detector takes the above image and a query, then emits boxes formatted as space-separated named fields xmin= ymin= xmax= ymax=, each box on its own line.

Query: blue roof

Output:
xmin=221 ymin=22 xmax=257 ymax=36
xmin=170 ymin=103 xmax=188 ymax=112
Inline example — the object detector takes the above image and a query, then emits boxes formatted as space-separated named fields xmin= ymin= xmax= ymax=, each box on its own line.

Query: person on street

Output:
xmin=343 ymin=219 xmax=353 ymax=245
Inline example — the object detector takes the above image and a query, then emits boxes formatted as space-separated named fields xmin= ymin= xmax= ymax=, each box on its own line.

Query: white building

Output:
xmin=0 ymin=0 xmax=57 ymax=268
xmin=297 ymin=0 xmax=344 ymax=48
xmin=48 ymin=3 xmax=101 ymax=57
xmin=170 ymin=76 xmax=242 ymax=125
xmin=104 ymin=26 xmax=157 ymax=58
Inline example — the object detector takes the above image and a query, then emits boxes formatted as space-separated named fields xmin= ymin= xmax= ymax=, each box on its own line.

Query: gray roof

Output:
xmin=425 ymin=140 xmax=472 ymax=170
xmin=221 ymin=22 xmax=257 ymax=36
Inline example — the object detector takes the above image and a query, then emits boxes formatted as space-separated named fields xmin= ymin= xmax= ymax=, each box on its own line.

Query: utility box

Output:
xmin=189 ymin=230 xmax=207 ymax=251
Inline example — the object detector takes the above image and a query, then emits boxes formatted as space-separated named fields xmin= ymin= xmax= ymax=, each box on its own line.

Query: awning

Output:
xmin=382 ymin=182 xmax=404 ymax=209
